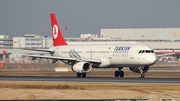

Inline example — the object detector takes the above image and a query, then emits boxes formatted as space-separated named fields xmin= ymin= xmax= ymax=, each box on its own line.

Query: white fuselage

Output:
xmin=51 ymin=44 xmax=157 ymax=68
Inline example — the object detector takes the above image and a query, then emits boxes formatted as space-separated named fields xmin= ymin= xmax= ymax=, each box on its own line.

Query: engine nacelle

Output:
xmin=98 ymin=58 xmax=111 ymax=67
xmin=129 ymin=66 xmax=149 ymax=73
xmin=72 ymin=62 xmax=92 ymax=73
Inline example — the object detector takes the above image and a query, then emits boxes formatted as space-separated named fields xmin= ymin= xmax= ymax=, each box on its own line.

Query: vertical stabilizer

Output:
xmin=50 ymin=13 xmax=68 ymax=46
xmin=2 ymin=50 xmax=7 ymax=55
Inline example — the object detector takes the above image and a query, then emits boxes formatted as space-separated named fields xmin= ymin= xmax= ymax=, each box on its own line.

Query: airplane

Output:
xmin=2 ymin=50 xmax=11 ymax=55
xmin=2 ymin=50 xmax=7 ymax=55
xmin=24 ymin=13 xmax=174 ymax=78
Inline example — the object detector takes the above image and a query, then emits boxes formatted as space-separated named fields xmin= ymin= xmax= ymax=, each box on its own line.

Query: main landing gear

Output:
xmin=139 ymin=67 xmax=145 ymax=78
xmin=114 ymin=67 xmax=124 ymax=78
xmin=77 ymin=73 xmax=86 ymax=78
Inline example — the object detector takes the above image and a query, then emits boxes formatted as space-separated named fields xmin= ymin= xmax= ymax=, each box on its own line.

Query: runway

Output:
xmin=0 ymin=76 xmax=180 ymax=84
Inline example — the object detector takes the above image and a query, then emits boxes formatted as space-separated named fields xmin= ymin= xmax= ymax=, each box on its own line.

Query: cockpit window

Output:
xmin=139 ymin=50 xmax=154 ymax=54
xmin=142 ymin=50 xmax=144 ymax=53
xmin=145 ymin=50 xmax=150 ymax=53
xmin=139 ymin=50 xmax=142 ymax=53
xmin=151 ymin=50 xmax=154 ymax=53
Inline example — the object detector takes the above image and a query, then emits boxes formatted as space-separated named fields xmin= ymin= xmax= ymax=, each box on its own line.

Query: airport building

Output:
xmin=1 ymin=28 xmax=180 ymax=49
xmin=0 ymin=28 xmax=180 ymax=49
xmin=13 ymin=34 xmax=52 ymax=48
xmin=0 ymin=35 xmax=13 ymax=49
xmin=1 ymin=27 xmax=180 ymax=66
xmin=100 ymin=28 xmax=180 ymax=49
xmin=80 ymin=34 xmax=98 ymax=40
xmin=100 ymin=28 xmax=180 ymax=41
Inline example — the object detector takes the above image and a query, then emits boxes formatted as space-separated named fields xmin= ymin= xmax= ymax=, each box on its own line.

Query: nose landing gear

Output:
xmin=139 ymin=67 xmax=145 ymax=78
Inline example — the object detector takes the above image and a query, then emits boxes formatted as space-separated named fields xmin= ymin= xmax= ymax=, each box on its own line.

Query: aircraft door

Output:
xmin=129 ymin=47 xmax=141 ymax=65
xmin=129 ymin=47 xmax=137 ymax=64
xmin=90 ymin=50 xmax=92 ymax=59
xmin=129 ymin=50 xmax=134 ymax=60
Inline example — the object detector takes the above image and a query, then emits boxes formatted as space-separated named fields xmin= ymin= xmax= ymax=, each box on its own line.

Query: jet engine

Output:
xmin=129 ymin=66 xmax=149 ymax=73
xmin=72 ymin=62 xmax=92 ymax=73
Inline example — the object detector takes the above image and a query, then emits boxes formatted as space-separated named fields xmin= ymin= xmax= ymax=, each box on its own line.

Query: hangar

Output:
xmin=100 ymin=28 xmax=180 ymax=41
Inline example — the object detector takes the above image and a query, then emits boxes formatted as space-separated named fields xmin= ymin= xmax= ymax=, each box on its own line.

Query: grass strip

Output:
xmin=0 ymin=81 xmax=180 ymax=91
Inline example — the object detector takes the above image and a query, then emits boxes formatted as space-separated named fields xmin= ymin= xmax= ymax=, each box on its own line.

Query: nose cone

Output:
xmin=147 ymin=54 xmax=157 ymax=65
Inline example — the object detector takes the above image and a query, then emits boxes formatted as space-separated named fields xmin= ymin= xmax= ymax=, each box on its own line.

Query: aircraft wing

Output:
xmin=154 ymin=48 xmax=180 ymax=50
xmin=22 ymin=48 xmax=54 ymax=53
xmin=25 ymin=54 xmax=101 ymax=63
xmin=156 ymin=53 xmax=175 ymax=57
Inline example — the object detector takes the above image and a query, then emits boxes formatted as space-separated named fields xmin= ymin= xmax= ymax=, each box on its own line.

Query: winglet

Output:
xmin=50 ymin=13 xmax=68 ymax=46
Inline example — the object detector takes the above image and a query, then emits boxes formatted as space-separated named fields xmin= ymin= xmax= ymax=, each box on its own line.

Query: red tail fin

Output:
xmin=50 ymin=13 xmax=68 ymax=46
xmin=2 ymin=50 xmax=7 ymax=55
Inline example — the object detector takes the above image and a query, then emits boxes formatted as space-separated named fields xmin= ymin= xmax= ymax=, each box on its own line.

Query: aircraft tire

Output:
xmin=115 ymin=71 xmax=120 ymax=77
xmin=77 ymin=73 xmax=81 ymax=77
xmin=82 ymin=73 xmax=86 ymax=78
xmin=139 ymin=74 xmax=145 ymax=78
xmin=119 ymin=71 xmax=124 ymax=77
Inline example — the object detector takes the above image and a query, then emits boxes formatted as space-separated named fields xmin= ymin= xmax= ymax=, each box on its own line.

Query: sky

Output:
xmin=0 ymin=0 xmax=180 ymax=38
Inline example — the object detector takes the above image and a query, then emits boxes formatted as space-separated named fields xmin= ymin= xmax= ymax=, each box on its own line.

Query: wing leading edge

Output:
xmin=25 ymin=54 xmax=101 ymax=64
xmin=23 ymin=48 xmax=54 ymax=53
xmin=156 ymin=53 xmax=175 ymax=57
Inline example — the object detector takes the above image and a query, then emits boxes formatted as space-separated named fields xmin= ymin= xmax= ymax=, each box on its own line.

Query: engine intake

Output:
xmin=72 ymin=62 xmax=92 ymax=73
xmin=129 ymin=66 xmax=149 ymax=73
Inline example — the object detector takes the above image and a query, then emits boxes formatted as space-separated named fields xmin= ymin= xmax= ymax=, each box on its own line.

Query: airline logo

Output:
xmin=114 ymin=46 xmax=131 ymax=51
xmin=53 ymin=24 xmax=58 ymax=39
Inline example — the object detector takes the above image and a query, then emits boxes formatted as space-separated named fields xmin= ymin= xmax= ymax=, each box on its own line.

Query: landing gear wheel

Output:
xmin=139 ymin=74 xmax=145 ymax=78
xmin=82 ymin=73 xmax=86 ymax=78
xmin=77 ymin=73 xmax=86 ymax=78
xmin=115 ymin=71 xmax=120 ymax=77
xmin=77 ymin=73 xmax=81 ymax=77
xmin=119 ymin=71 xmax=124 ymax=78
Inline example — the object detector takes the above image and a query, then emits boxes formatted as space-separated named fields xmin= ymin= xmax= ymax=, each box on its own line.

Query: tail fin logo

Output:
xmin=50 ymin=13 xmax=68 ymax=46
xmin=53 ymin=24 xmax=58 ymax=39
